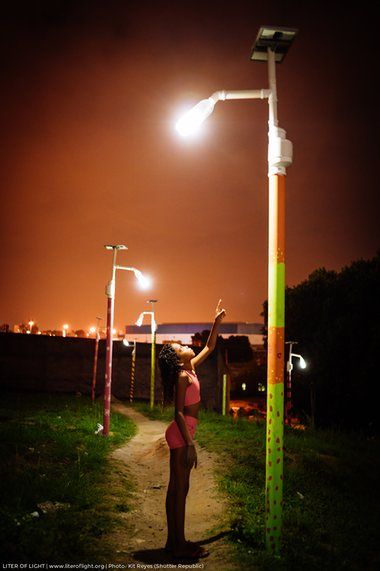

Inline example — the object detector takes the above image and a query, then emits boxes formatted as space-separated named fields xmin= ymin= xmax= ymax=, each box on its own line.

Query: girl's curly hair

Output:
xmin=158 ymin=344 xmax=181 ymax=404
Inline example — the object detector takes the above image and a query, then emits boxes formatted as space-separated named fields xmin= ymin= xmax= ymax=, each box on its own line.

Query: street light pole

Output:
xmin=91 ymin=316 xmax=102 ymax=403
xmin=264 ymin=46 xmax=289 ymax=555
xmin=147 ymin=299 xmax=158 ymax=409
xmin=285 ymin=341 xmax=294 ymax=425
xmin=135 ymin=301 xmax=158 ymax=409
xmin=174 ymin=26 xmax=297 ymax=554
xmin=285 ymin=341 xmax=307 ymax=425
xmin=104 ymin=245 xmax=124 ymax=436
xmin=103 ymin=244 xmax=151 ymax=436
xmin=129 ymin=340 xmax=137 ymax=403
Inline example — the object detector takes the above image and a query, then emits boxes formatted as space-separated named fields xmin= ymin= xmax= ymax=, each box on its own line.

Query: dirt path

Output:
xmin=102 ymin=402 xmax=239 ymax=569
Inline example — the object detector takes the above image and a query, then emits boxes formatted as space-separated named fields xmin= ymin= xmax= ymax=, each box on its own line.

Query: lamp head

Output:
xmin=104 ymin=244 xmax=128 ymax=251
xmin=135 ymin=313 xmax=144 ymax=327
xmin=175 ymin=98 xmax=215 ymax=137
xmin=292 ymin=353 xmax=307 ymax=369
xmin=133 ymin=269 xmax=151 ymax=290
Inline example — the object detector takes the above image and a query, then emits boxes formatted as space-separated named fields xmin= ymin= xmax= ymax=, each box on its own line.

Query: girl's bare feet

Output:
xmin=172 ymin=541 xmax=209 ymax=559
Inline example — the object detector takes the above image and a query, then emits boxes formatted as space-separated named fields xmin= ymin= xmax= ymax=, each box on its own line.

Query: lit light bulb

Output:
xmin=175 ymin=98 xmax=215 ymax=137
xmin=133 ymin=269 xmax=151 ymax=290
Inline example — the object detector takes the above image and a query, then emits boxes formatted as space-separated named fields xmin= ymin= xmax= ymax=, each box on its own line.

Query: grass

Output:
xmin=0 ymin=391 xmax=136 ymax=563
xmin=136 ymin=403 xmax=380 ymax=571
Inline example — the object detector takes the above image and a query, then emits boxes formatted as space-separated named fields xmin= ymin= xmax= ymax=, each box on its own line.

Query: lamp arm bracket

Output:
xmin=115 ymin=265 xmax=135 ymax=272
xmin=210 ymin=89 xmax=270 ymax=103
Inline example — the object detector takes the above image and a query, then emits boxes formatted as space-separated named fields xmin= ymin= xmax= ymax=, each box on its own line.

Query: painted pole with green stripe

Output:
xmin=265 ymin=47 xmax=290 ymax=554
xmin=265 ymin=173 xmax=285 ymax=554
xmin=172 ymin=30 xmax=297 ymax=555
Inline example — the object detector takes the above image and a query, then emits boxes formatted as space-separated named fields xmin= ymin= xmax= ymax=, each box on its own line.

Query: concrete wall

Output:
xmin=0 ymin=334 xmax=227 ymax=411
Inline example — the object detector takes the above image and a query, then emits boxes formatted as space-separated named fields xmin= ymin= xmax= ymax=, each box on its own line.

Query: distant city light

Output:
xmin=242 ymin=382 xmax=247 ymax=391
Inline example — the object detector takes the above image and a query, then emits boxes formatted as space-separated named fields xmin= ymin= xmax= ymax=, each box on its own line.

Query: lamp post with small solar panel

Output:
xmin=175 ymin=26 xmax=298 ymax=554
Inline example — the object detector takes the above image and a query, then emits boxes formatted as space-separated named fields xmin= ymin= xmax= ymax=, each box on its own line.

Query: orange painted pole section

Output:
xmin=265 ymin=173 xmax=286 ymax=554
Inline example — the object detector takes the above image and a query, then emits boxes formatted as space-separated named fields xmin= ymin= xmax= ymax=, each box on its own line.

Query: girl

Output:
xmin=158 ymin=300 xmax=226 ymax=559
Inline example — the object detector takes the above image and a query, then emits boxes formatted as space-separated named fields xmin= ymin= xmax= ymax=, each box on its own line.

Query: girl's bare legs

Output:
xmin=165 ymin=447 xmax=191 ymax=553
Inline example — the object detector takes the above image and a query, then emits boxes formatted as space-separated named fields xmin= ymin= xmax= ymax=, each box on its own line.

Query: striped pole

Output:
xmin=91 ymin=317 xmax=102 ymax=403
xmin=91 ymin=333 xmax=100 ymax=403
xmin=264 ymin=47 xmax=288 ymax=554
xmin=222 ymin=373 xmax=227 ymax=415
xmin=150 ymin=329 xmax=156 ymax=409
xmin=103 ymin=290 xmax=115 ymax=436
xmin=265 ymin=172 xmax=286 ymax=554
xmin=285 ymin=342 xmax=294 ymax=425
xmin=130 ymin=341 xmax=136 ymax=403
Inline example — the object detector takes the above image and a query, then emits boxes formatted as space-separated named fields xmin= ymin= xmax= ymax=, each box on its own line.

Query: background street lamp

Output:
xmin=285 ymin=341 xmax=307 ymax=425
xmin=62 ymin=323 xmax=69 ymax=337
xmin=135 ymin=299 xmax=158 ymax=409
xmin=103 ymin=244 xmax=151 ymax=436
xmin=285 ymin=341 xmax=307 ymax=424
xmin=91 ymin=316 xmax=102 ymax=403
xmin=175 ymin=25 xmax=297 ymax=554
xmin=122 ymin=338 xmax=137 ymax=403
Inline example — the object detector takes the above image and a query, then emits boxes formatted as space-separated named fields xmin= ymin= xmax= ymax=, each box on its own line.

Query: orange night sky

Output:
xmin=1 ymin=1 xmax=378 ymax=332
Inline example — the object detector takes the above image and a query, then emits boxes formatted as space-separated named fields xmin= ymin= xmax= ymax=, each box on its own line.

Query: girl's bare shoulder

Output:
xmin=178 ymin=370 xmax=191 ymax=384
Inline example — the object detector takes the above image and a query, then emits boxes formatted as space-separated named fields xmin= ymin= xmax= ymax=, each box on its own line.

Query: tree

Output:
xmin=262 ymin=252 xmax=380 ymax=431
xmin=191 ymin=330 xmax=210 ymax=347
xmin=224 ymin=335 xmax=253 ymax=363
xmin=74 ymin=329 xmax=86 ymax=338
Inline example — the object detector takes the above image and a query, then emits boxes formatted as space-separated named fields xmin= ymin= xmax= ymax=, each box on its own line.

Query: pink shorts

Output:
xmin=165 ymin=416 xmax=198 ymax=449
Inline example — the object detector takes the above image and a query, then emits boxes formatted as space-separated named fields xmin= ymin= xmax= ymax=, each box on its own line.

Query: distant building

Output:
xmin=125 ymin=322 xmax=264 ymax=346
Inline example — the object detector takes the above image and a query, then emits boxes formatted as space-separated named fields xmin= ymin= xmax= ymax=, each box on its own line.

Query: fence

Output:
xmin=0 ymin=334 xmax=228 ymax=411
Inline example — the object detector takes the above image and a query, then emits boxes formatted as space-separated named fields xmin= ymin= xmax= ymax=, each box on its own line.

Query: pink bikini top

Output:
xmin=183 ymin=370 xmax=201 ymax=406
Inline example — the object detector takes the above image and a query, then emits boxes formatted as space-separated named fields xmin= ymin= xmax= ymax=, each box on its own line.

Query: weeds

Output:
xmin=0 ymin=391 xmax=135 ymax=563
xmin=136 ymin=403 xmax=380 ymax=570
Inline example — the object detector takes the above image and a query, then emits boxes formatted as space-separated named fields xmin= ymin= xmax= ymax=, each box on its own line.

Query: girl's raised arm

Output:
xmin=191 ymin=299 xmax=226 ymax=369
